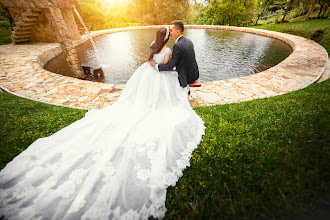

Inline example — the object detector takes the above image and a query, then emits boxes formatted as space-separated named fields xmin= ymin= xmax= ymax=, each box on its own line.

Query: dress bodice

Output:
xmin=153 ymin=47 xmax=172 ymax=64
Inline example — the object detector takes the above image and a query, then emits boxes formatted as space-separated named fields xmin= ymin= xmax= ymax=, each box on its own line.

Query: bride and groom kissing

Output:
xmin=0 ymin=20 xmax=205 ymax=219
xmin=149 ymin=20 xmax=200 ymax=91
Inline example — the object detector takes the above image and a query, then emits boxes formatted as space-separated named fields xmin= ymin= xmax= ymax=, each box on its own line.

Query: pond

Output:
xmin=44 ymin=28 xmax=293 ymax=84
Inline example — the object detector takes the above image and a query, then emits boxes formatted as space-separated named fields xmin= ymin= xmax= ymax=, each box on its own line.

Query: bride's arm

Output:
xmin=164 ymin=54 xmax=171 ymax=64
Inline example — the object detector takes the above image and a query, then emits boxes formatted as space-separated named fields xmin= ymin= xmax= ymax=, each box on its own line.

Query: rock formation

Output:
xmin=0 ymin=0 xmax=84 ymax=79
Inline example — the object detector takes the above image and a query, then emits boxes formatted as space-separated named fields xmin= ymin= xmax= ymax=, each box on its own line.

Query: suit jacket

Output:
xmin=158 ymin=36 xmax=199 ymax=88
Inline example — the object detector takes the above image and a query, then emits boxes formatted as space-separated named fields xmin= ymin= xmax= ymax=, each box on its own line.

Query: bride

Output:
xmin=0 ymin=26 xmax=205 ymax=219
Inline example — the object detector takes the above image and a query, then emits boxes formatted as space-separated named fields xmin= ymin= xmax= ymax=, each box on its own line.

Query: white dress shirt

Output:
xmin=175 ymin=35 xmax=183 ymax=44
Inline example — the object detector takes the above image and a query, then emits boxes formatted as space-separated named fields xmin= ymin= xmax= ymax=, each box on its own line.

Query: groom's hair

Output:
xmin=171 ymin=20 xmax=184 ymax=33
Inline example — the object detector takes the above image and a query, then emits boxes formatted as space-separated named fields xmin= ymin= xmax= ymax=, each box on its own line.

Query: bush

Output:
xmin=0 ymin=24 xmax=12 ymax=45
xmin=0 ymin=20 xmax=10 ymax=28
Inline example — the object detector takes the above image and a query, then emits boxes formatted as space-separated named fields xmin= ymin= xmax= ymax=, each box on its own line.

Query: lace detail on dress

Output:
xmin=161 ymin=116 xmax=206 ymax=188
xmin=69 ymin=168 xmax=86 ymax=185
xmin=134 ymin=139 xmax=158 ymax=161
xmin=68 ymin=199 xmax=86 ymax=214
xmin=132 ymin=139 xmax=159 ymax=181
xmin=147 ymin=148 xmax=156 ymax=160
xmin=102 ymin=162 xmax=116 ymax=183
xmin=81 ymin=201 xmax=113 ymax=220
xmin=25 ymin=165 xmax=44 ymax=178
xmin=39 ymin=179 xmax=57 ymax=191
xmin=13 ymin=182 xmax=34 ymax=199
xmin=137 ymin=169 xmax=151 ymax=181
xmin=56 ymin=168 xmax=88 ymax=198
xmin=56 ymin=180 xmax=76 ymax=198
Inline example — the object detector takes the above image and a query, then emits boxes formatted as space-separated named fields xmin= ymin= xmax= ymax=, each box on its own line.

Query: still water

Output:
xmin=44 ymin=29 xmax=292 ymax=84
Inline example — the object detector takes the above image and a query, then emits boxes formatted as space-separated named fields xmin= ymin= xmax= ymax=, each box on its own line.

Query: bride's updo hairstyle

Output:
xmin=149 ymin=26 xmax=170 ymax=60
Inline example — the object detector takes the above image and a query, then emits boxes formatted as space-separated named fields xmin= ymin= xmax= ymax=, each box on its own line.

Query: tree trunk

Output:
xmin=305 ymin=1 xmax=317 ymax=20
xmin=8 ymin=14 xmax=14 ymax=31
xmin=255 ymin=1 xmax=269 ymax=25
xmin=228 ymin=13 xmax=232 ymax=26
xmin=282 ymin=0 xmax=295 ymax=23
xmin=317 ymin=2 xmax=324 ymax=18
xmin=325 ymin=5 xmax=330 ymax=17
xmin=320 ymin=3 xmax=328 ymax=18
xmin=266 ymin=11 xmax=272 ymax=24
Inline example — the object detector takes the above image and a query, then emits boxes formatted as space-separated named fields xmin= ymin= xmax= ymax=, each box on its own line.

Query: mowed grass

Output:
xmin=165 ymin=79 xmax=329 ymax=219
xmin=250 ymin=18 xmax=330 ymax=53
xmin=1 ymin=79 xmax=329 ymax=219
xmin=0 ymin=92 xmax=86 ymax=168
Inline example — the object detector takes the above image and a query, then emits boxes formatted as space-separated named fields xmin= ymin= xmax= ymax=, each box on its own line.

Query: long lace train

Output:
xmin=0 ymin=62 xmax=205 ymax=219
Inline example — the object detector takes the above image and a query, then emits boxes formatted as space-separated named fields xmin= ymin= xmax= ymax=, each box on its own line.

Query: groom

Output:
xmin=150 ymin=20 xmax=199 ymax=90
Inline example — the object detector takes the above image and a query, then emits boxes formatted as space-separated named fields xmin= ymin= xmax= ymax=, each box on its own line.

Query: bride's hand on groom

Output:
xmin=149 ymin=59 xmax=156 ymax=67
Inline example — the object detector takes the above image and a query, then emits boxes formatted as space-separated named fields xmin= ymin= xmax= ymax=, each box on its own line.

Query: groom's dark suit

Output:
xmin=158 ymin=36 xmax=199 ymax=88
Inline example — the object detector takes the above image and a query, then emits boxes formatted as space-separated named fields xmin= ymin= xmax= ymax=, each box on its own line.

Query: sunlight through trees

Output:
xmin=71 ymin=0 xmax=329 ymax=29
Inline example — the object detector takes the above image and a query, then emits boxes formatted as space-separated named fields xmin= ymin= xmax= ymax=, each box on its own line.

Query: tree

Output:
xmin=192 ymin=1 xmax=212 ymax=24
xmin=74 ymin=1 xmax=105 ymax=30
xmin=255 ymin=0 xmax=274 ymax=24
xmin=281 ymin=0 xmax=298 ymax=22
xmin=317 ymin=0 xmax=329 ymax=18
xmin=268 ymin=0 xmax=287 ymax=12
xmin=128 ymin=0 xmax=190 ymax=25
xmin=206 ymin=0 xmax=255 ymax=26
xmin=303 ymin=0 xmax=318 ymax=20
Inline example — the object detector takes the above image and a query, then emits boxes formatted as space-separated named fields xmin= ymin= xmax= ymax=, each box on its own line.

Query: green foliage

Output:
xmin=0 ymin=20 xmax=10 ymax=28
xmin=128 ymin=0 xmax=190 ymax=25
xmin=206 ymin=0 xmax=255 ymax=26
xmin=194 ymin=4 xmax=213 ymax=25
xmin=0 ymin=7 xmax=10 ymax=22
xmin=74 ymin=1 xmax=105 ymax=30
xmin=197 ymin=0 xmax=328 ymax=26
xmin=268 ymin=0 xmax=288 ymax=12
xmin=0 ymin=21 xmax=11 ymax=45
xmin=250 ymin=18 xmax=330 ymax=53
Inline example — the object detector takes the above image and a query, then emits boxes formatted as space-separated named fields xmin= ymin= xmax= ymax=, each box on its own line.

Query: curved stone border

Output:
xmin=0 ymin=25 xmax=328 ymax=109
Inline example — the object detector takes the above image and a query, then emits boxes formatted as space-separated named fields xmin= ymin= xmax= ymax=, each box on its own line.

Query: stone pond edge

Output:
xmin=0 ymin=25 xmax=328 ymax=110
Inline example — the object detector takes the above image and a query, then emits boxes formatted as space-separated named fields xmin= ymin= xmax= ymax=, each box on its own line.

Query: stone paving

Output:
xmin=0 ymin=25 xmax=328 ymax=110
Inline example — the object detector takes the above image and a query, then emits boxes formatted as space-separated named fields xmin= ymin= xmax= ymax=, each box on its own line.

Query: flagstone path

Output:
xmin=0 ymin=25 xmax=328 ymax=110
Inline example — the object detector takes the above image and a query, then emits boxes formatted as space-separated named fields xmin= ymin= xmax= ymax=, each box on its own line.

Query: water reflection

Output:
xmin=44 ymin=29 xmax=292 ymax=84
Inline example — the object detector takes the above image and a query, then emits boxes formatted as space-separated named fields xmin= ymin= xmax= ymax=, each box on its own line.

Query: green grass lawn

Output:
xmin=166 ymin=79 xmax=329 ymax=219
xmin=250 ymin=17 xmax=330 ymax=53
xmin=0 ymin=91 xmax=86 ymax=168
xmin=1 ymin=79 xmax=329 ymax=219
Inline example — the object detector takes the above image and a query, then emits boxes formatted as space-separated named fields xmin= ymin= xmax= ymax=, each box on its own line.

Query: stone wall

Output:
xmin=1 ymin=0 xmax=85 ymax=79
xmin=6 ymin=5 xmax=80 ymax=43
xmin=0 ymin=0 xmax=75 ymax=8
xmin=27 ymin=8 xmax=81 ymax=43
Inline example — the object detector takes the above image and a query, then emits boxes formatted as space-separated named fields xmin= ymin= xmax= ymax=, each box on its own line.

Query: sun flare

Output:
xmin=104 ymin=0 xmax=126 ymax=4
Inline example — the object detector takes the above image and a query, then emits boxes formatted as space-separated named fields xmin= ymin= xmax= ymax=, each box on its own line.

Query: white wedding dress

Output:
xmin=0 ymin=47 xmax=205 ymax=219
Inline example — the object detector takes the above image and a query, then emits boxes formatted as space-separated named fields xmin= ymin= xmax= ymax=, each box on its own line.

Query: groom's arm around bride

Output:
xmin=150 ymin=20 xmax=199 ymax=88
